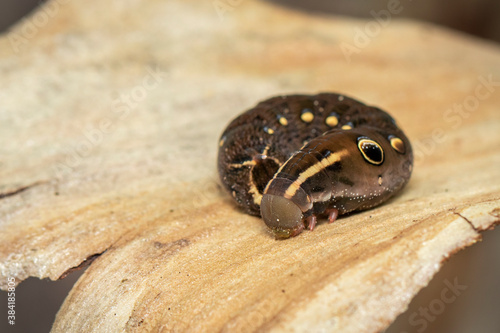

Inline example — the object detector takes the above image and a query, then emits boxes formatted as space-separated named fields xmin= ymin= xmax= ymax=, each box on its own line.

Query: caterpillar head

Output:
xmin=260 ymin=194 xmax=304 ymax=239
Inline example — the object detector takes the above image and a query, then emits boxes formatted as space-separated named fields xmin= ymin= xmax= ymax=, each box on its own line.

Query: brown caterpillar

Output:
xmin=217 ymin=93 xmax=413 ymax=239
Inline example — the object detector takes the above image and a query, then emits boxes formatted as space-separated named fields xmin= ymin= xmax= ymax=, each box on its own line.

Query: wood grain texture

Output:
xmin=0 ymin=0 xmax=499 ymax=332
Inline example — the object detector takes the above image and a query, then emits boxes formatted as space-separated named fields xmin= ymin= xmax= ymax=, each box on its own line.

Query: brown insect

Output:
xmin=218 ymin=93 xmax=413 ymax=239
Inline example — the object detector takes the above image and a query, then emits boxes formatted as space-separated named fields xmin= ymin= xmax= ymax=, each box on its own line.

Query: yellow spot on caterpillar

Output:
xmin=378 ymin=176 xmax=383 ymax=185
xmin=341 ymin=124 xmax=352 ymax=130
xmin=284 ymin=149 xmax=349 ymax=198
xmin=219 ymin=137 xmax=225 ymax=147
xmin=265 ymin=127 xmax=274 ymax=134
xmin=325 ymin=115 xmax=339 ymax=127
xmin=389 ymin=136 xmax=405 ymax=154
xmin=278 ymin=116 xmax=288 ymax=126
xmin=301 ymin=110 xmax=314 ymax=123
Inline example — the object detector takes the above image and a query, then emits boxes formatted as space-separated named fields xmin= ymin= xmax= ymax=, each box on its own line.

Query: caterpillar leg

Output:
xmin=306 ymin=215 xmax=317 ymax=231
xmin=327 ymin=208 xmax=339 ymax=224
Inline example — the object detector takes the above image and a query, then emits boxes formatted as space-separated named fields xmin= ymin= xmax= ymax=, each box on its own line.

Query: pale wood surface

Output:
xmin=0 ymin=1 xmax=499 ymax=332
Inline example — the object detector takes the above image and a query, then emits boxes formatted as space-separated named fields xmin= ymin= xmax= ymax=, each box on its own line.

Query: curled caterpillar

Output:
xmin=217 ymin=93 xmax=413 ymax=239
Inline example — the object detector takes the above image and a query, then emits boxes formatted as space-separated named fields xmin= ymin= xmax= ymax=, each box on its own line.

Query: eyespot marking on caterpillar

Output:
xmin=357 ymin=138 xmax=384 ymax=165
xmin=217 ymin=93 xmax=413 ymax=239
xmin=389 ymin=135 xmax=405 ymax=154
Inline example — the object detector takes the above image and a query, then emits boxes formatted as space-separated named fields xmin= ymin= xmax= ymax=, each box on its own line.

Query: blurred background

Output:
xmin=1 ymin=0 xmax=500 ymax=42
xmin=4 ymin=0 xmax=500 ymax=43
xmin=268 ymin=0 xmax=500 ymax=43
xmin=0 ymin=0 xmax=499 ymax=332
